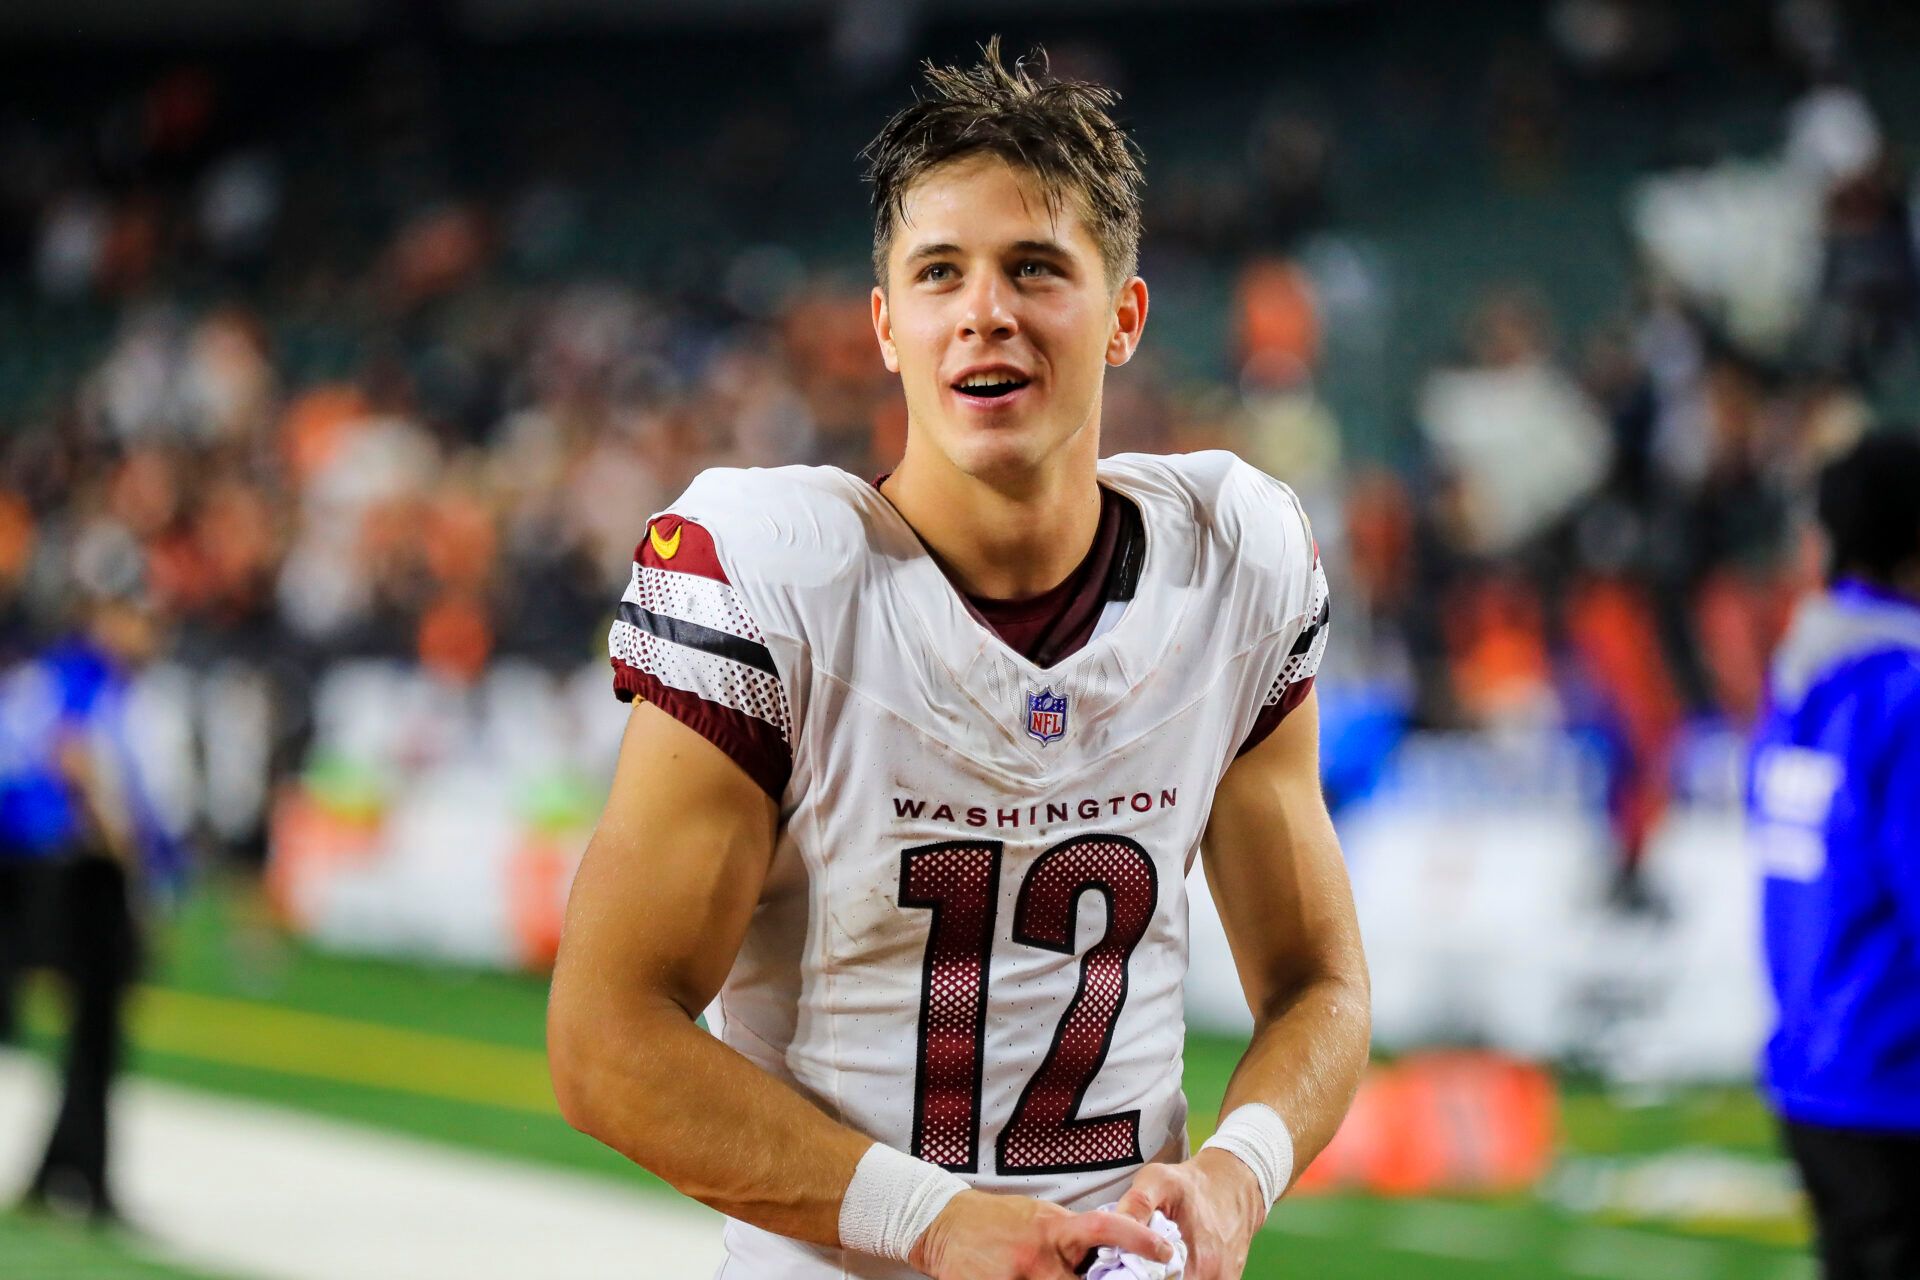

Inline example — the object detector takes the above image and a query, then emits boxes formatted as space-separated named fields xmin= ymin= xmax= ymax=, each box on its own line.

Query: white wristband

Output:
xmin=837 ymin=1143 xmax=969 ymax=1262
xmin=1199 ymin=1103 xmax=1295 ymax=1211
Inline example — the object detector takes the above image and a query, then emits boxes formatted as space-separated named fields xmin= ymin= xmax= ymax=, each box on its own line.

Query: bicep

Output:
xmin=1202 ymin=689 xmax=1366 ymax=1015
xmin=553 ymin=699 xmax=779 ymax=1022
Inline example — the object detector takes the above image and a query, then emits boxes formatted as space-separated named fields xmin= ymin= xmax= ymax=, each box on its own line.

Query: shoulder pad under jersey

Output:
xmin=1107 ymin=450 xmax=1321 ymax=625
xmin=661 ymin=465 xmax=873 ymax=597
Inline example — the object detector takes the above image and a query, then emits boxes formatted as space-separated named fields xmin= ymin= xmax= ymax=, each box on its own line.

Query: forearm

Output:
xmin=1215 ymin=968 xmax=1370 ymax=1187
xmin=1200 ymin=690 xmax=1371 ymax=1194
xmin=550 ymin=995 xmax=874 ymax=1245
xmin=1109 ymin=969 xmax=1367 ymax=1268
xmin=60 ymin=742 xmax=137 ymax=866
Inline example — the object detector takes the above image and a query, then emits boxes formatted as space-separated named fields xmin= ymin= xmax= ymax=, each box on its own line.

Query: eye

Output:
xmin=1017 ymin=260 xmax=1056 ymax=278
xmin=919 ymin=263 xmax=954 ymax=283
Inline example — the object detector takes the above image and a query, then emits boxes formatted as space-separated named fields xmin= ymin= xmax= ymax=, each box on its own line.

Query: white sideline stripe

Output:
xmin=0 ymin=1052 xmax=726 ymax=1280
xmin=1 ymin=1052 xmax=1808 ymax=1280
xmin=1561 ymin=1225 xmax=1721 ymax=1280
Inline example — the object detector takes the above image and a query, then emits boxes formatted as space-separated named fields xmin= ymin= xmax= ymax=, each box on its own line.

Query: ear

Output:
xmin=871 ymin=286 xmax=899 ymax=374
xmin=1106 ymin=276 xmax=1150 ymax=368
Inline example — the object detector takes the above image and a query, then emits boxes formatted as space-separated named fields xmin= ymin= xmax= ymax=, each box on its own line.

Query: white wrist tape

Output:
xmin=837 ymin=1143 xmax=969 ymax=1262
xmin=1200 ymin=1103 xmax=1296 ymax=1210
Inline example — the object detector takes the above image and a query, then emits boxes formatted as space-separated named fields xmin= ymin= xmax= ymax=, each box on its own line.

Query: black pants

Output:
xmin=0 ymin=859 xmax=28 ymax=1042
xmin=1784 ymin=1118 xmax=1920 ymax=1280
xmin=0 ymin=855 xmax=139 ymax=1215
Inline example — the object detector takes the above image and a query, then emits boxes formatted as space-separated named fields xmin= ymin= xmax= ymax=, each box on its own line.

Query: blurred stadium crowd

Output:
xmin=2 ymin=0 xmax=1918 ymax=892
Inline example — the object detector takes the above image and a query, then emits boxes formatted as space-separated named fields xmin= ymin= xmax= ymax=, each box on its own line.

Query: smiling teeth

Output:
xmin=959 ymin=373 xmax=1022 ymax=388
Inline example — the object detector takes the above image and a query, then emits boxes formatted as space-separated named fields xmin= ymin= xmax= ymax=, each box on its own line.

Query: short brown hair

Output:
xmin=861 ymin=37 xmax=1145 ymax=293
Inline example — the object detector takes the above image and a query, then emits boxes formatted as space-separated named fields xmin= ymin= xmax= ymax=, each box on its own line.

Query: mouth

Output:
xmin=950 ymin=374 xmax=1033 ymax=409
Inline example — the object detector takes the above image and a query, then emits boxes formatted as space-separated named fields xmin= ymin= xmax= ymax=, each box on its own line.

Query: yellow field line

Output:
xmin=26 ymin=982 xmax=558 ymax=1115
xmin=45 ymin=983 xmax=1214 ymax=1132
xmin=26 ymin=986 xmax=1804 ymax=1258
xmin=132 ymin=987 xmax=560 ymax=1114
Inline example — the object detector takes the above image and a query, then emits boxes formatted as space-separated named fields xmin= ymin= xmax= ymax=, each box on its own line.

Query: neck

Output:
xmin=881 ymin=428 xmax=1103 ymax=601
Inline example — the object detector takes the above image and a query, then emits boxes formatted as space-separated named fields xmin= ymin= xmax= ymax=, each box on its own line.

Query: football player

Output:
xmin=547 ymin=38 xmax=1370 ymax=1280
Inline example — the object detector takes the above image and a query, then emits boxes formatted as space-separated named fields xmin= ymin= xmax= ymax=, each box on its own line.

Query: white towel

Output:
xmin=1084 ymin=1207 xmax=1186 ymax=1280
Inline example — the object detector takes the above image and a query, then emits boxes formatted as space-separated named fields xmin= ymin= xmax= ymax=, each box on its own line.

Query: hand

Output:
xmin=56 ymin=733 xmax=97 ymax=791
xmin=908 ymin=1188 xmax=1175 ymax=1280
xmin=1113 ymin=1150 xmax=1264 ymax=1280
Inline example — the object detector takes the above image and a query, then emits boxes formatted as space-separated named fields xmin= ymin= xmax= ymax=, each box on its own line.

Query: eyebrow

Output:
xmin=902 ymin=238 xmax=1076 ymax=266
xmin=1008 ymin=239 xmax=1073 ymax=259
xmin=903 ymin=242 xmax=963 ymax=266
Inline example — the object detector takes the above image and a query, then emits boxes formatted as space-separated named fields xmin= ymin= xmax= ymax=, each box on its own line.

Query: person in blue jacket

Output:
xmin=1748 ymin=432 xmax=1920 ymax=1280
xmin=0 ymin=582 xmax=181 ymax=1222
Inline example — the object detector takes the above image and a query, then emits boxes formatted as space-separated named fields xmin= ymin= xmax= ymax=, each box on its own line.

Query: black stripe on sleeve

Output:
xmin=617 ymin=602 xmax=778 ymax=675
xmin=1289 ymin=597 xmax=1331 ymax=655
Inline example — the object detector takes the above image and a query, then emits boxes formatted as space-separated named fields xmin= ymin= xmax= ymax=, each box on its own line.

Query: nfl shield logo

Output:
xmin=1026 ymin=688 xmax=1068 ymax=746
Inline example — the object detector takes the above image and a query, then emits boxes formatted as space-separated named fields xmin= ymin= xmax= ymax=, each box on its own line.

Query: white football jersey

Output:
xmin=606 ymin=451 xmax=1328 ymax=1278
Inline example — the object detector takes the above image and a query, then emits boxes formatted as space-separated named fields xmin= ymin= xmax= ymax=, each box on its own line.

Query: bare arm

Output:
xmin=1116 ymin=688 xmax=1369 ymax=1277
xmin=551 ymin=701 xmax=1173 ymax=1273
xmin=1200 ymin=687 xmax=1370 ymax=1176
xmin=546 ymin=700 xmax=870 ymax=1245
xmin=58 ymin=731 xmax=138 ymax=870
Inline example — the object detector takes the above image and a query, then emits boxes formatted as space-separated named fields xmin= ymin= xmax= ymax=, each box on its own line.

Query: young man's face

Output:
xmin=872 ymin=154 xmax=1147 ymax=487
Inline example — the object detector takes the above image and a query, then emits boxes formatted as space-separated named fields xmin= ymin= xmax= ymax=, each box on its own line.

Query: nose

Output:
xmin=957 ymin=269 xmax=1018 ymax=341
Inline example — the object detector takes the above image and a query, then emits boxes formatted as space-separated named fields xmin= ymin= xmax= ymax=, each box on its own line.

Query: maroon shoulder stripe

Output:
xmin=613 ymin=661 xmax=791 ymax=799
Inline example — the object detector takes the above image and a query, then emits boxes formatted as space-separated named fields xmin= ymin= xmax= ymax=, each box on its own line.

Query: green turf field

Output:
xmin=0 ymin=1208 xmax=238 ymax=1280
xmin=2 ymin=882 xmax=1815 ymax=1279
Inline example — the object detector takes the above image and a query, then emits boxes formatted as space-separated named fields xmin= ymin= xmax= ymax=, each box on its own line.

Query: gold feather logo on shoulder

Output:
xmin=649 ymin=522 xmax=682 ymax=560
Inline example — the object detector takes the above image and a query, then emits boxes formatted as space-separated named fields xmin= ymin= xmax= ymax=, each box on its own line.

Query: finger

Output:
xmin=1114 ymin=1164 xmax=1181 ymax=1223
xmin=1057 ymin=1209 xmax=1174 ymax=1264
xmin=1112 ymin=1186 xmax=1154 ymax=1224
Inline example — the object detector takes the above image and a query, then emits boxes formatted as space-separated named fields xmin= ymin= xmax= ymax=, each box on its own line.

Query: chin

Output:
xmin=945 ymin=429 xmax=1054 ymax=483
